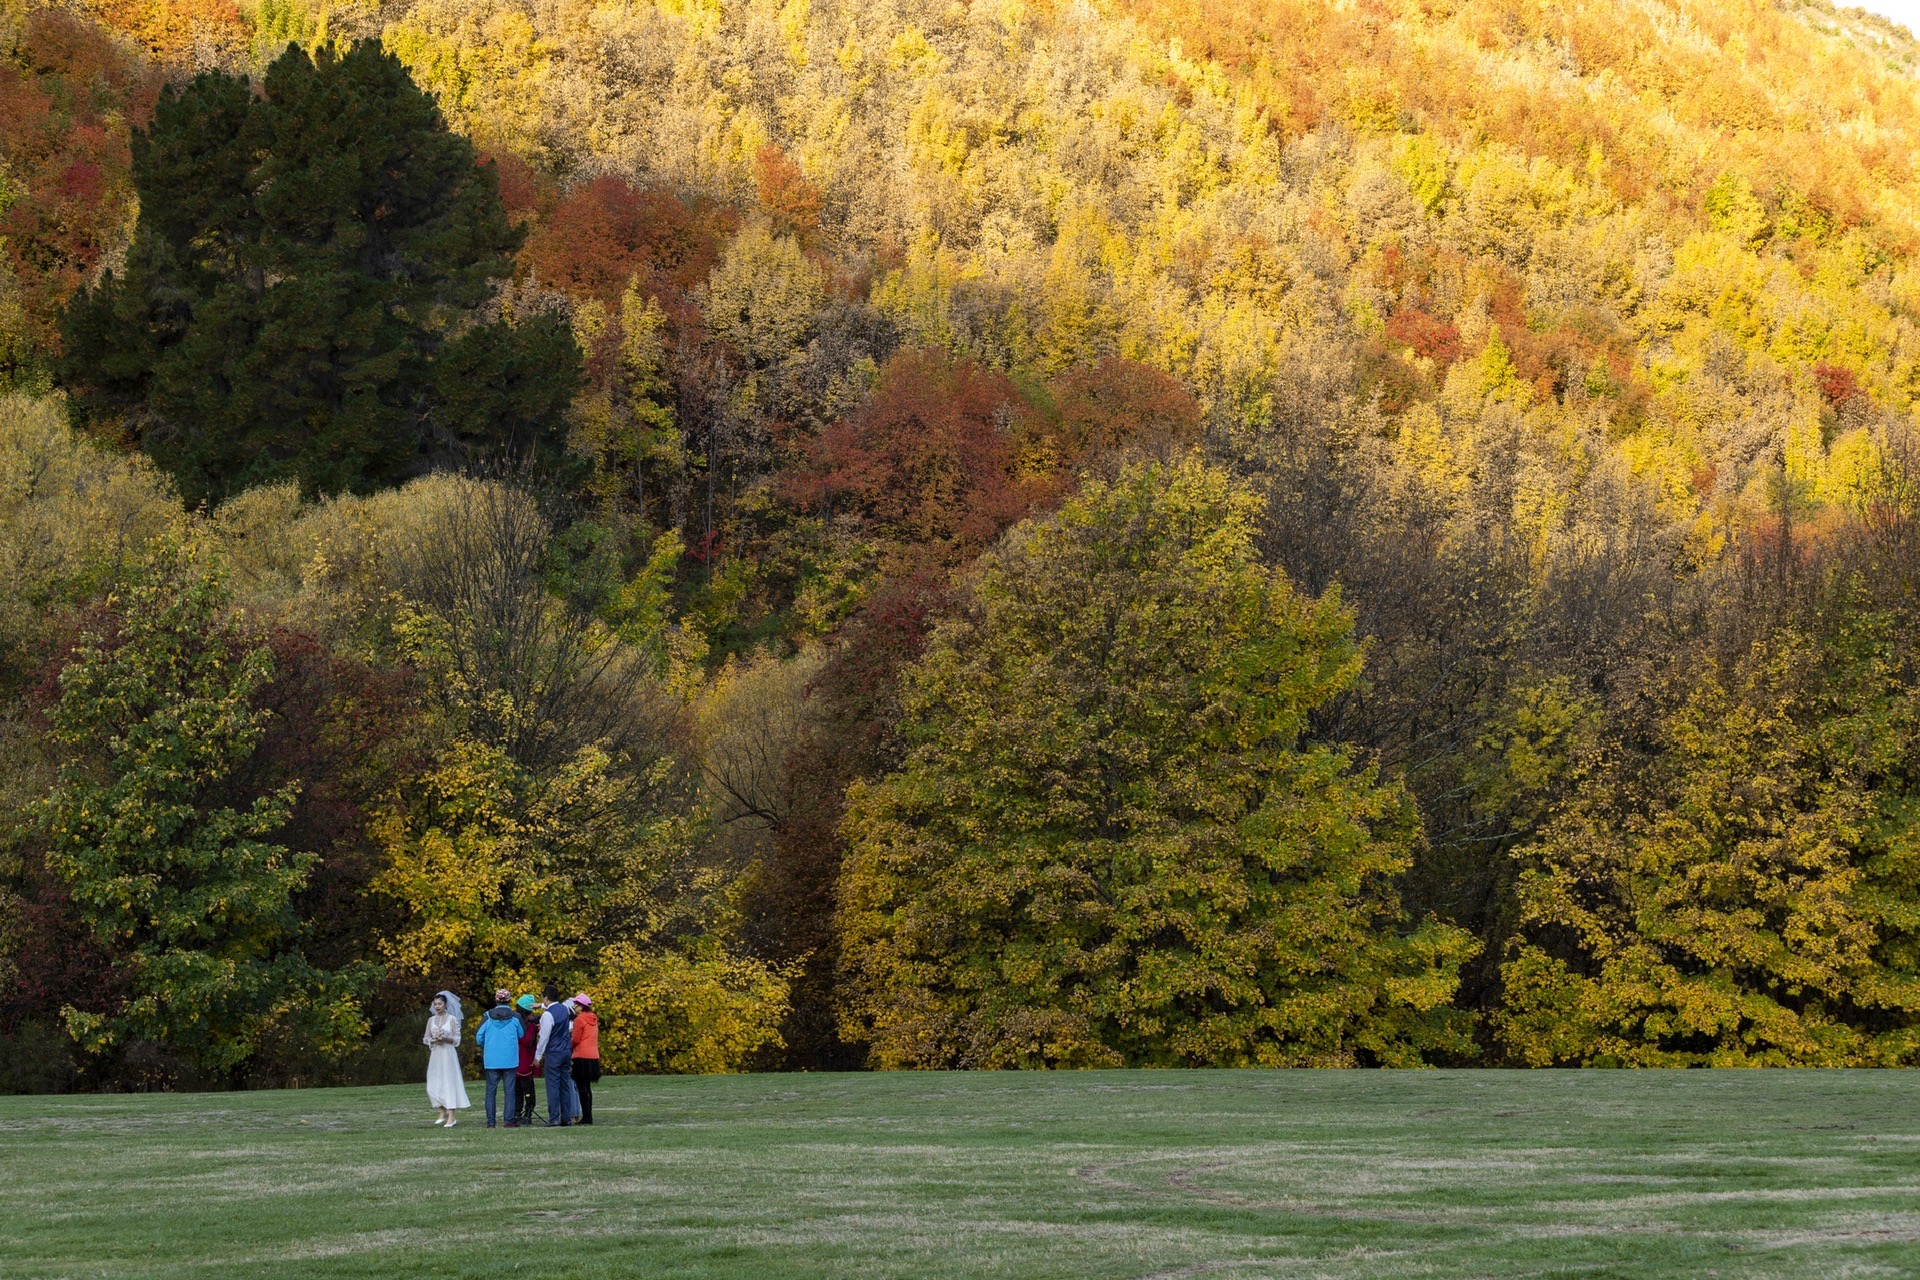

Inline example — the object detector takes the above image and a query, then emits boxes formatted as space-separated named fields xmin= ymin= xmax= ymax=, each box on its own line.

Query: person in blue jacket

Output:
xmin=473 ymin=988 xmax=527 ymax=1128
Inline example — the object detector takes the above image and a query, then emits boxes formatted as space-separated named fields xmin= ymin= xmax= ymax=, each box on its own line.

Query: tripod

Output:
xmin=511 ymin=1078 xmax=545 ymax=1127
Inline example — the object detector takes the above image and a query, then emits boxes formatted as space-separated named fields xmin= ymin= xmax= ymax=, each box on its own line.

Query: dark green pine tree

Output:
xmin=60 ymin=42 xmax=579 ymax=504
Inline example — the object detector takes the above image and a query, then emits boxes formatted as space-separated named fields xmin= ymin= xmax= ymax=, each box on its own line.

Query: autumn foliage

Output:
xmin=753 ymin=144 xmax=823 ymax=241
xmin=13 ymin=0 xmax=1920 ymax=1085
xmin=786 ymin=348 xmax=1051 ymax=564
xmin=0 ymin=9 xmax=155 ymax=378
xmin=522 ymin=176 xmax=732 ymax=305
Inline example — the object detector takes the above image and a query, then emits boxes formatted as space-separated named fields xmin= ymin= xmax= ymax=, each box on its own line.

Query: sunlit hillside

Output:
xmin=7 ymin=0 xmax=1920 ymax=1084
xmin=1127 ymin=0 xmax=1920 ymax=244
xmin=18 ymin=0 xmax=1920 ymax=526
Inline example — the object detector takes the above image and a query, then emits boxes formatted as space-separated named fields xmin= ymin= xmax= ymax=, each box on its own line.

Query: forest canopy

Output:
xmin=6 ymin=0 xmax=1920 ymax=1087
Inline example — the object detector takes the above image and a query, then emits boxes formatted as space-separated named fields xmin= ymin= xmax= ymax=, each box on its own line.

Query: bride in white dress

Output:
xmin=424 ymin=991 xmax=471 ymax=1126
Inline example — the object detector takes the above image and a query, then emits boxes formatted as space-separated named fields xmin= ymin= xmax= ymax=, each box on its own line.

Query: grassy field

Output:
xmin=4 ymin=1070 xmax=1918 ymax=1279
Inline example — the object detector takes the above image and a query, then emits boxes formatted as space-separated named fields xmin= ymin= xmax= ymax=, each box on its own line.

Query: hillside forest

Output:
xmin=7 ymin=0 xmax=1920 ymax=1088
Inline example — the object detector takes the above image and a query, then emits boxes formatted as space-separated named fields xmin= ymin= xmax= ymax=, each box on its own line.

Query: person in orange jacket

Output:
xmin=568 ymin=993 xmax=600 ymax=1125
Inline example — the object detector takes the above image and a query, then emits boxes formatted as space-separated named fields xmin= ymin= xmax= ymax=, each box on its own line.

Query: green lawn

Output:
xmin=4 ymin=1070 xmax=1918 ymax=1279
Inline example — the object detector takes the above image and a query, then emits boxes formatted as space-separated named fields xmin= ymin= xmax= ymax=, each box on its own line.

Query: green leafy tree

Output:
xmin=836 ymin=457 xmax=1478 ymax=1069
xmin=1498 ymin=622 xmax=1920 ymax=1067
xmin=369 ymin=733 xmax=657 ymax=991
xmin=35 ymin=542 xmax=375 ymax=1078
xmin=59 ymin=41 xmax=579 ymax=505
xmin=570 ymin=277 xmax=682 ymax=524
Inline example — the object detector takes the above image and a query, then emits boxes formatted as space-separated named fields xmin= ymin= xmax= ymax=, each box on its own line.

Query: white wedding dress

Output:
xmin=424 ymin=1013 xmax=471 ymax=1110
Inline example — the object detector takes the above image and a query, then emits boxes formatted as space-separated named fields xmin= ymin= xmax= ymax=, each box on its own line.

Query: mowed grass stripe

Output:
xmin=4 ymin=1070 xmax=1917 ymax=1279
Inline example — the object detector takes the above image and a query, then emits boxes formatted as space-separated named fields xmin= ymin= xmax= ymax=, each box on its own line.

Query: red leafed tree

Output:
xmin=1035 ymin=355 xmax=1202 ymax=460
xmin=482 ymin=150 xmax=555 ymax=227
xmin=1814 ymin=361 xmax=1862 ymax=407
xmin=230 ymin=630 xmax=422 ymax=978
xmin=754 ymin=144 xmax=824 ymax=239
xmin=521 ymin=175 xmax=732 ymax=303
xmin=1384 ymin=307 xmax=1464 ymax=366
xmin=786 ymin=347 xmax=1054 ymax=564
xmin=0 ymin=9 xmax=158 ymax=365
xmin=744 ymin=570 xmax=954 ymax=1069
xmin=2 ymin=872 xmax=130 ymax=1043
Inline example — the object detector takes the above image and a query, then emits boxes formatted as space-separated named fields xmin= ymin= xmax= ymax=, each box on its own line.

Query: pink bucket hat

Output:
xmin=572 ymin=993 xmax=592 ymax=1009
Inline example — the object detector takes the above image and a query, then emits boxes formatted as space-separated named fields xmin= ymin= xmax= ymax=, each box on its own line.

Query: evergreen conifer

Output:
xmin=60 ymin=42 xmax=577 ymax=504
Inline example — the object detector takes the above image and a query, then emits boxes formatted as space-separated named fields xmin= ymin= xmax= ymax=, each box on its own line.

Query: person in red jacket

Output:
xmin=569 ymin=994 xmax=600 ymax=1125
xmin=511 ymin=993 xmax=540 ymax=1126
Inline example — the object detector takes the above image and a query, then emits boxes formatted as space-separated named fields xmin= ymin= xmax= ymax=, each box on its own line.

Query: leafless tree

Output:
xmin=393 ymin=477 xmax=677 ymax=771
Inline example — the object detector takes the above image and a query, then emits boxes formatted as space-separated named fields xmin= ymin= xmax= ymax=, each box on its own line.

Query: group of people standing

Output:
xmin=422 ymin=985 xmax=601 ymax=1128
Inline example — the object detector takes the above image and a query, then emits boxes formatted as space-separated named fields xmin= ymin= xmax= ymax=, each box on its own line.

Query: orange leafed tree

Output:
xmin=81 ymin=0 xmax=246 ymax=64
xmin=521 ymin=176 xmax=732 ymax=304
xmin=785 ymin=348 xmax=1054 ymax=565
xmin=0 ymin=8 xmax=157 ymax=367
xmin=754 ymin=145 xmax=823 ymax=240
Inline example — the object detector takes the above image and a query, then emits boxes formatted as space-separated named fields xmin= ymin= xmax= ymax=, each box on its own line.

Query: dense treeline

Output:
xmin=4 ymin=0 xmax=1920 ymax=1088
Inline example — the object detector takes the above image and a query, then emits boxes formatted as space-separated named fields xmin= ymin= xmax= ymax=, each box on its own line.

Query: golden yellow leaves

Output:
xmin=592 ymin=944 xmax=789 ymax=1072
